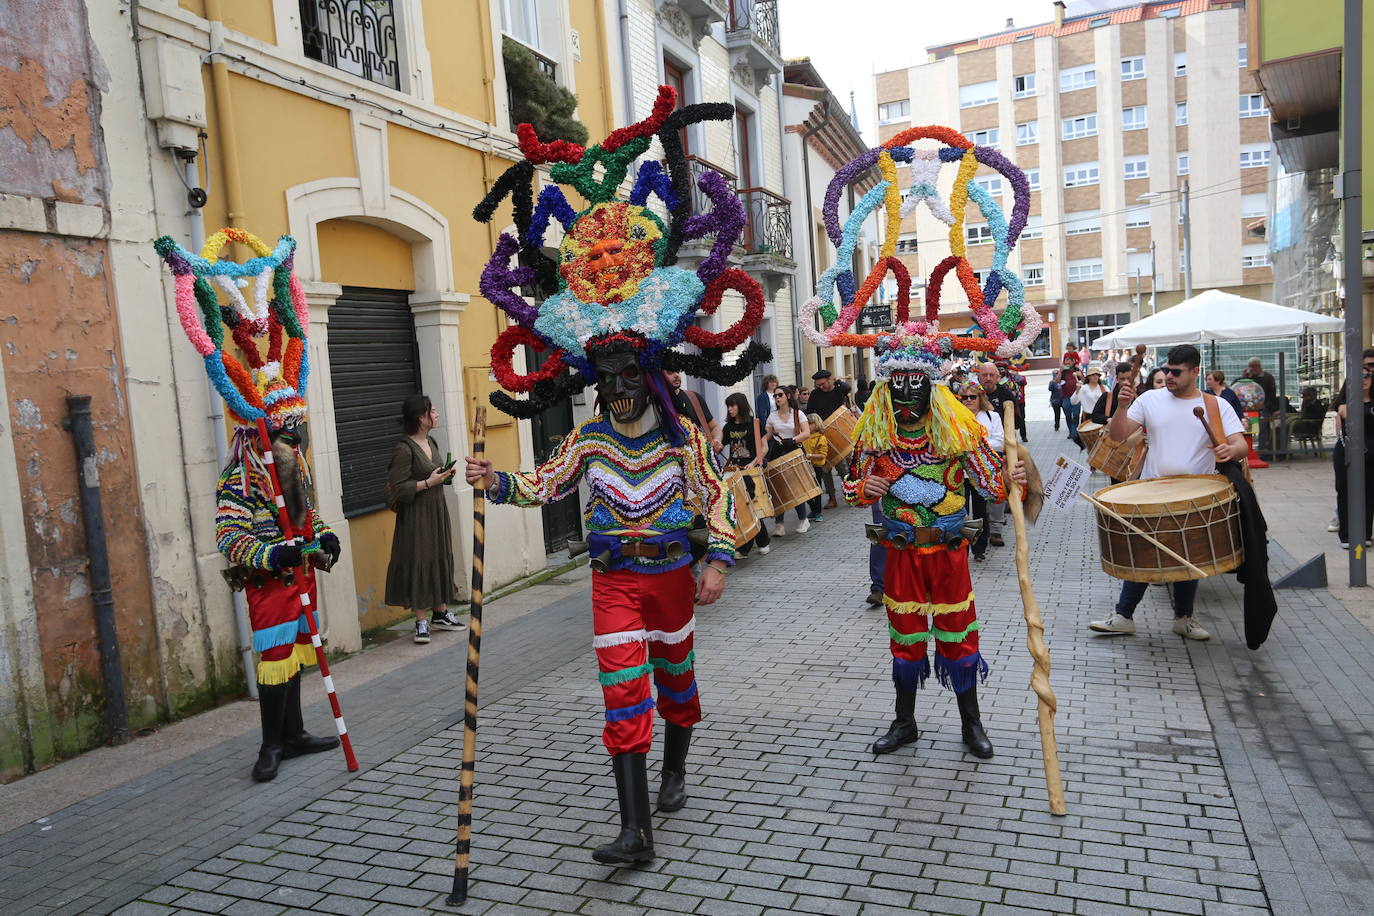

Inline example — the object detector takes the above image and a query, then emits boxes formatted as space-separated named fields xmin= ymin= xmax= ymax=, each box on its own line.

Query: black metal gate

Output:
xmin=527 ymin=347 xmax=582 ymax=553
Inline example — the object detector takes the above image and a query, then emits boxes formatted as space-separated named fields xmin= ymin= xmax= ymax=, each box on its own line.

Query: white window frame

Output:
xmin=1177 ymin=153 xmax=1190 ymax=175
xmin=1063 ymin=163 xmax=1101 ymax=188
xmin=1239 ymin=44 xmax=1248 ymax=68
xmin=1240 ymin=94 xmax=1269 ymax=118
xmin=1013 ymin=73 xmax=1037 ymax=99
xmin=1125 ymin=208 xmax=1150 ymax=229
xmin=970 ymin=127 xmax=999 ymax=148
xmin=1174 ymin=51 xmax=1187 ymax=77
xmin=1123 ymin=156 xmax=1149 ymax=180
xmin=1175 ymin=101 xmax=1188 ymax=126
xmin=1065 ymin=210 xmax=1102 ymax=236
xmin=1016 ymin=121 xmax=1038 ymax=146
xmin=1023 ymin=264 xmax=1045 ymax=287
xmin=965 ymin=224 xmax=994 ymax=246
xmin=1067 ymin=259 xmax=1104 ymax=283
xmin=501 ymin=0 xmax=540 ymax=49
xmin=972 ymin=175 xmax=1003 ymax=197
xmin=878 ymin=99 xmax=911 ymax=125
xmin=1242 ymin=252 xmax=1270 ymax=268
xmin=1241 ymin=193 xmax=1267 ymax=219
xmin=1021 ymin=215 xmax=1043 ymax=239
xmin=896 ymin=234 xmax=918 ymax=254
xmin=1060 ymin=64 xmax=1096 ymax=93
xmin=1120 ymin=57 xmax=1145 ymax=81
xmin=1239 ymin=144 xmax=1271 ymax=169
xmin=1161 ymin=5 xmax=1182 ymax=18
xmin=1122 ymin=105 xmax=1147 ymax=132
xmin=959 ymin=81 xmax=998 ymax=109
xmin=1025 ymin=168 xmax=1041 ymax=191
xmin=1061 ymin=114 xmax=1098 ymax=140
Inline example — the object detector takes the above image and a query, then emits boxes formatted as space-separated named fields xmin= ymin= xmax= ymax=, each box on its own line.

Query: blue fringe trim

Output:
xmin=253 ymin=618 xmax=303 ymax=652
xmin=934 ymin=652 xmax=990 ymax=695
xmin=892 ymin=657 xmax=930 ymax=692
xmin=605 ymin=696 xmax=656 ymax=723
xmin=655 ymin=681 xmax=698 ymax=705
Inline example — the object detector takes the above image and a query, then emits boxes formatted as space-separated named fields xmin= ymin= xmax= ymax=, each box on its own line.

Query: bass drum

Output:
xmin=1092 ymin=474 xmax=1243 ymax=583
xmin=765 ymin=449 xmax=823 ymax=514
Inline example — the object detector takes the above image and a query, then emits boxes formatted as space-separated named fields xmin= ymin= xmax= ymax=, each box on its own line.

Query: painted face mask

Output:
xmin=888 ymin=371 xmax=932 ymax=426
xmin=591 ymin=341 xmax=650 ymax=424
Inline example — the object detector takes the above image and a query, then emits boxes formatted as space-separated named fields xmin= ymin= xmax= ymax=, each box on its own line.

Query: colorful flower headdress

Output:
xmin=474 ymin=86 xmax=771 ymax=418
xmin=153 ymin=228 xmax=310 ymax=435
xmin=799 ymin=125 xmax=1043 ymax=382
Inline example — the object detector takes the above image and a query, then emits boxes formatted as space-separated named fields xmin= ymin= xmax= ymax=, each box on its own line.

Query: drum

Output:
xmin=727 ymin=465 xmax=774 ymax=519
xmin=821 ymin=408 xmax=859 ymax=470
xmin=1092 ymin=474 xmax=1243 ymax=583
xmin=764 ymin=449 xmax=823 ymax=514
xmin=1077 ymin=420 xmax=1105 ymax=451
xmin=1088 ymin=429 xmax=1145 ymax=480
xmin=726 ymin=471 xmax=760 ymax=548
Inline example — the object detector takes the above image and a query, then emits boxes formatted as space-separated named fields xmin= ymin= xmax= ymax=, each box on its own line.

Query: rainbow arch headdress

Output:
xmin=153 ymin=228 xmax=310 ymax=437
xmin=802 ymin=126 xmax=1043 ymax=455
xmin=473 ymin=85 xmax=771 ymax=418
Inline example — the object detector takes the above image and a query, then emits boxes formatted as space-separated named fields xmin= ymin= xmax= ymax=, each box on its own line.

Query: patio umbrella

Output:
xmin=1090 ymin=289 xmax=1342 ymax=349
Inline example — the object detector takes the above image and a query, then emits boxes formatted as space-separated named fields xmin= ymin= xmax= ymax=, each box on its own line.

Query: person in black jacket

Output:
xmin=807 ymin=370 xmax=852 ymax=509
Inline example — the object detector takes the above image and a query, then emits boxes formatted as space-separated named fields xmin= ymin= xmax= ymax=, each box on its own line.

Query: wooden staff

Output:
xmin=447 ymin=406 xmax=487 ymax=907
xmin=1001 ymin=403 xmax=1067 ymax=816
xmin=252 ymin=418 xmax=359 ymax=772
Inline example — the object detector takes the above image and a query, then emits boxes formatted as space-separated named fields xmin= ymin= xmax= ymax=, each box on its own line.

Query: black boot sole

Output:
xmin=871 ymin=725 xmax=919 ymax=755
xmin=591 ymin=844 xmax=656 ymax=865
xmin=282 ymin=737 xmax=340 ymax=759
xmin=962 ymin=730 xmax=995 ymax=759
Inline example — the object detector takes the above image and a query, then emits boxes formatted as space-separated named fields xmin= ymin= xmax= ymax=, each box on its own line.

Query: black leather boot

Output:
xmin=657 ymin=724 xmax=691 ymax=812
xmin=281 ymin=673 xmax=340 ymax=759
xmin=592 ymin=753 xmax=655 ymax=865
xmin=252 ymin=682 xmax=288 ymax=782
xmin=956 ymin=687 xmax=994 ymax=759
xmin=871 ymin=688 xmax=919 ymax=755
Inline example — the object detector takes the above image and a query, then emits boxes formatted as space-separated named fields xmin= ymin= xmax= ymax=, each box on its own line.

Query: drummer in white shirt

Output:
xmin=1088 ymin=344 xmax=1248 ymax=641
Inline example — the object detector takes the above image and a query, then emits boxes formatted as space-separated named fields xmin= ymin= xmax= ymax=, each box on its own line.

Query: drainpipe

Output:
xmin=617 ymin=0 xmax=635 ymax=122
xmin=182 ymin=151 xmax=258 ymax=699
xmin=204 ymin=0 xmax=245 ymax=230
xmin=797 ymin=101 xmax=831 ymax=378
xmin=64 ymin=396 xmax=130 ymax=744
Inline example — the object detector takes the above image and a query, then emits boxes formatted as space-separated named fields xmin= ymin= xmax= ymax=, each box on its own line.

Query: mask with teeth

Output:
xmin=591 ymin=339 xmax=650 ymax=424
xmin=888 ymin=371 xmax=932 ymax=427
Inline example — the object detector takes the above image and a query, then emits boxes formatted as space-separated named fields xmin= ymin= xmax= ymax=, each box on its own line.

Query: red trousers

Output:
xmin=883 ymin=544 xmax=988 ymax=694
xmin=247 ymin=569 xmax=316 ymax=685
xmin=592 ymin=566 xmax=700 ymax=755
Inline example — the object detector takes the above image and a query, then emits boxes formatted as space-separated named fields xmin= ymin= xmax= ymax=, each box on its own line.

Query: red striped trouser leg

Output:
xmin=643 ymin=566 xmax=700 ymax=728
xmin=882 ymin=546 xmax=931 ymax=691
xmin=592 ymin=569 xmax=653 ymax=756
xmin=925 ymin=544 xmax=987 ymax=694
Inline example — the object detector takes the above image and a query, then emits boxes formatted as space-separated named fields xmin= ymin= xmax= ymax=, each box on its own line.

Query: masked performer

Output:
xmin=155 ymin=229 xmax=342 ymax=782
xmin=463 ymin=88 xmax=769 ymax=865
xmin=798 ymin=125 xmax=1041 ymax=760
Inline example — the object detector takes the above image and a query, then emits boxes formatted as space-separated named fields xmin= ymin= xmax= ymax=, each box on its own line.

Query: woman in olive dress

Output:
xmin=386 ymin=394 xmax=464 ymax=644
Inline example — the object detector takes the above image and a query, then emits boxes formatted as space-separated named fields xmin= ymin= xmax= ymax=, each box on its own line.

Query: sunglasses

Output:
xmin=1161 ymin=367 xmax=1190 ymax=377
xmin=959 ymin=394 xmax=979 ymax=401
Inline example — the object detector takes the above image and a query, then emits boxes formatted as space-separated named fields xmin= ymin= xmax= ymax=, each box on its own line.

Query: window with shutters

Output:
xmin=328 ymin=286 xmax=421 ymax=517
xmin=1122 ymin=106 xmax=1147 ymax=131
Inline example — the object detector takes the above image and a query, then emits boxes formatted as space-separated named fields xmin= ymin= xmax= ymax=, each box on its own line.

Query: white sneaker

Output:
xmin=1171 ymin=617 xmax=1211 ymax=641
xmin=1328 ymin=516 xmax=1340 ymax=533
xmin=413 ymin=620 xmax=431 ymax=644
xmin=795 ymin=519 xmax=811 ymax=534
xmin=773 ymin=524 xmax=785 ymax=537
xmin=1088 ymin=613 xmax=1136 ymax=635
xmin=757 ymin=544 xmax=771 ymax=555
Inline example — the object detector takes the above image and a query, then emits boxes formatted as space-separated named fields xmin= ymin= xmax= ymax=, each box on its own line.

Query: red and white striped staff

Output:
xmin=255 ymin=418 xmax=359 ymax=772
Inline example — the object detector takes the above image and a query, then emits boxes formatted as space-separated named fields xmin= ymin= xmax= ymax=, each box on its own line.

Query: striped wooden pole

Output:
xmin=1002 ymin=404 xmax=1066 ymax=815
xmin=254 ymin=418 xmax=359 ymax=772
xmin=447 ymin=406 xmax=487 ymax=907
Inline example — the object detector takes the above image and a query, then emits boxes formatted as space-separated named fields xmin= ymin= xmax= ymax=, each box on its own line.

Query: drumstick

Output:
xmin=1080 ymin=491 xmax=1209 ymax=578
xmin=1002 ymin=403 xmax=1067 ymax=817
xmin=1193 ymin=406 xmax=1221 ymax=447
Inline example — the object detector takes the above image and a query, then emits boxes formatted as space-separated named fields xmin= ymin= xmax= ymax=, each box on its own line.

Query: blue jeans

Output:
xmin=1115 ymin=580 xmax=1198 ymax=619
xmin=1063 ymin=401 xmax=1081 ymax=433
xmin=869 ymin=503 xmax=886 ymax=591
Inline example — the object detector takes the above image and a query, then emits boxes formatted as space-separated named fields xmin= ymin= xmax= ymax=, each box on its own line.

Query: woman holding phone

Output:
xmin=385 ymin=394 xmax=464 ymax=643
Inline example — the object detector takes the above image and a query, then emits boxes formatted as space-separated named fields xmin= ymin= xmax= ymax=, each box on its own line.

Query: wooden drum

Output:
xmin=1093 ymin=474 xmax=1243 ymax=583
xmin=764 ymin=449 xmax=823 ymax=514
xmin=726 ymin=465 xmax=774 ymax=519
xmin=1077 ymin=420 xmax=1105 ymax=451
xmin=1088 ymin=429 xmax=1145 ymax=480
xmin=821 ymin=408 xmax=859 ymax=470
xmin=726 ymin=470 xmax=760 ymax=548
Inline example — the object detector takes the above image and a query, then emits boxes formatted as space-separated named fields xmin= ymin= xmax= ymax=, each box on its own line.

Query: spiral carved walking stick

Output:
xmin=447 ymin=407 xmax=487 ymax=906
xmin=1002 ymin=403 xmax=1067 ymax=816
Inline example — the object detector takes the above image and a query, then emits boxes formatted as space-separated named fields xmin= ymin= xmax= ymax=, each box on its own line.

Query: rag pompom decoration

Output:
xmin=474 ymin=85 xmax=772 ymax=419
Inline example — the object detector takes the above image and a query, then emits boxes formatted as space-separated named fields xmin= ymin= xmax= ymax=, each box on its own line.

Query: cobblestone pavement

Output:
xmin=5 ymin=418 xmax=1374 ymax=915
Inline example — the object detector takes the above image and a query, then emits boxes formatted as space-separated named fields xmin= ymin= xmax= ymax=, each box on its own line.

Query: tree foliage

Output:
xmin=502 ymin=38 xmax=589 ymax=147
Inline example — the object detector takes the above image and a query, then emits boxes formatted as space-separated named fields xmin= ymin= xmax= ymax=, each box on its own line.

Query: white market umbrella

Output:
xmin=1090 ymin=289 xmax=1343 ymax=349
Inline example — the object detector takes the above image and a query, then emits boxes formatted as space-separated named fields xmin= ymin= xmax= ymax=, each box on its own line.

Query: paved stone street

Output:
xmin=5 ymin=416 xmax=1374 ymax=915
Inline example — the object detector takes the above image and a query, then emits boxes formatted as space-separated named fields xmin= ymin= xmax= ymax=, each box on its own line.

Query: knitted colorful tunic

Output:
xmin=216 ymin=458 xmax=334 ymax=685
xmin=845 ymin=424 xmax=1006 ymax=694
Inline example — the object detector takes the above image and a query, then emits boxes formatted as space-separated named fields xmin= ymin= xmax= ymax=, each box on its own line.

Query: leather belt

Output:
xmin=911 ymin=526 xmax=944 ymax=546
xmin=618 ymin=541 xmax=667 ymax=558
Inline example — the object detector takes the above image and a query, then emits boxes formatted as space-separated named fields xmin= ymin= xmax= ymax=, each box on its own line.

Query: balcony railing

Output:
xmin=738 ymin=187 xmax=792 ymax=260
xmin=682 ymin=155 xmax=738 ymax=223
xmin=726 ymin=0 xmax=780 ymax=57
xmin=300 ymin=0 xmax=400 ymax=91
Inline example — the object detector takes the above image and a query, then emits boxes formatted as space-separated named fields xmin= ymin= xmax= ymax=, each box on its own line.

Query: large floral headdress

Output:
xmin=474 ymin=86 xmax=771 ymax=418
xmin=153 ymin=228 xmax=311 ymax=437
xmin=800 ymin=125 xmax=1042 ymax=380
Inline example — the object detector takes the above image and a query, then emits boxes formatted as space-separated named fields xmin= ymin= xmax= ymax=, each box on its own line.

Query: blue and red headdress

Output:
xmin=474 ymin=86 xmax=771 ymax=418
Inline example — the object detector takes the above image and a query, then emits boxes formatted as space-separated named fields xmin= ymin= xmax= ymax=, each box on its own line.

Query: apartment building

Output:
xmin=874 ymin=0 xmax=1273 ymax=364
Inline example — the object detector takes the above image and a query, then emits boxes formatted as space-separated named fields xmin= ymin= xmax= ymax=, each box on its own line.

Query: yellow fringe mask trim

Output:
xmin=856 ymin=380 xmax=987 ymax=459
xmin=255 ymin=642 xmax=316 ymax=685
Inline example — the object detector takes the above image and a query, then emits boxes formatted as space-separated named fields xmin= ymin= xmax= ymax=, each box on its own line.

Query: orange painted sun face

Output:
xmin=560 ymin=202 xmax=664 ymax=304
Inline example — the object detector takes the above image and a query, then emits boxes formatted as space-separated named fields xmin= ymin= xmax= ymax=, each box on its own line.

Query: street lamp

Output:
xmin=1124 ymin=243 xmax=1158 ymax=315
xmin=1137 ymin=178 xmax=1192 ymax=300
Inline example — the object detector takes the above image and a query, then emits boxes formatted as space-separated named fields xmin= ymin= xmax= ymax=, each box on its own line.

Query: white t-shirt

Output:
xmin=975 ymin=409 xmax=1004 ymax=451
xmin=1127 ymin=388 xmax=1244 ymax=479
xmin=766 ymin=408 xmax=804 ymax=440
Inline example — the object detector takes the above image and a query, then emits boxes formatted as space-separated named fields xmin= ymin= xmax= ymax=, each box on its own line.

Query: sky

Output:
xmin=778 ymin=0 xmax=1093 ymax=143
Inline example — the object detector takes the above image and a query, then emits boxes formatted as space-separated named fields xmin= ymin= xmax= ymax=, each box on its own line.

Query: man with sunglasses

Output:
xmin=1089 ymin=344 xmax=1247 ymax=641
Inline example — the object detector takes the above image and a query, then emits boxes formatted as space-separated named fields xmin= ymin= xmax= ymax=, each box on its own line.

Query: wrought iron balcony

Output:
xmin=682 ymin=155 xmax=738 ymax=226
xmin=726 ymin=0 xmax=780 ymax=57
xmin=738 ymin=187 xmax=793 ymax=261
xmin=300 ymin=0 xmax=400 ymax=91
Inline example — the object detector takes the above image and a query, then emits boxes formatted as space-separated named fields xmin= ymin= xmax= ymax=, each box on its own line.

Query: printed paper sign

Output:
xmin=1043 ymin=455 xmax=1091 ymax=514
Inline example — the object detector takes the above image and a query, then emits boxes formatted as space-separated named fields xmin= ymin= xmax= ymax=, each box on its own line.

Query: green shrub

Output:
xmin=502 ymin=37 xmax=589 ymax=146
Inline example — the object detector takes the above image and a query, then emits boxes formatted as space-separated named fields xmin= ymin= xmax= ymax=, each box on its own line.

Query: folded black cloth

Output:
xmin=1218 ymin=460 xmax=1277 ymax=649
